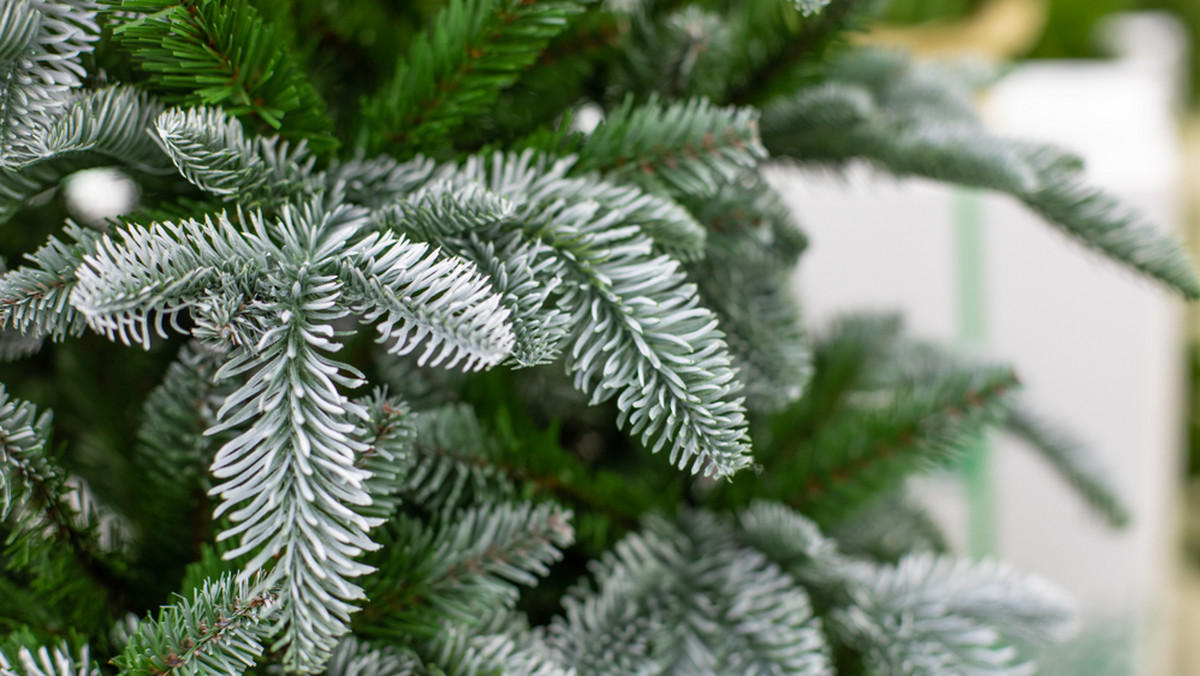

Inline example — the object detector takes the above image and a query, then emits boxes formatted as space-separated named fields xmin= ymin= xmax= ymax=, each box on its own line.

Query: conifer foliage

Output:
xmin=0 ymin=0 xmax=1189 ymax=674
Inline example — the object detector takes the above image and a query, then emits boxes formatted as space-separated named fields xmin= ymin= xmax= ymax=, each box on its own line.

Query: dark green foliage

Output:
xmin=779 ymin=361 xmax=1019 ymax=523
xmin=0 ymin=387 xmax=121 ymax=640
xmin=360 ymin=0 xmax=588 ymax=156
xmin=358 ymin=502 xmax=573 ymax=640
xmin=106 ymin=0 xmax=337 ymax=150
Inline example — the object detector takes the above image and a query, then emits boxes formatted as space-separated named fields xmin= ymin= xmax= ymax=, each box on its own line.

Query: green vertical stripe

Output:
xmin=955 ymin=188 xmax=995 ymax=558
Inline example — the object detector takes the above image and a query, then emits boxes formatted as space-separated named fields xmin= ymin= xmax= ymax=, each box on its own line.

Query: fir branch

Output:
xmin=205 ymin=275 xmax=378 ymax=673
xmin=733 ymin=501 xmax=846 ymax=589
xmin=0 ymin=223 xmax=100 ymax=345
xmin=1 ymin=86 xmax=167 ymax=224
xmin=377 ymin=183 xmax=571 ymax=366
xmin=0 ymin=386 xmax=55 ymax=522
xmin=684 ymin=177 xmax=809 ymax=272
xmin=549 ymin=511 xmax=831 ymax=676
xmin=132 ymin=341 xmax=230 ymax=573
xmin=434 ymin=151 xmax=753 ymax=478
xmin=769 ymin=314 xmax=902 ymax=455
xmin=830 ymin=493 xmax=950 ymax=563
xmin=733 ymin=502 xmax=1074 ymax=674
xmin=761 ymin=51 xmax=1200 ymax=298
xmin=324 ymin=636 xmax=420 ymax=676
xmin=574 ymin=96 xmax=766 ymax=201
xmin=152 ymin=106 xmax=319 ymax=207
xmin=395 ymin=403 xmax=519 ymax=512
xmin=0 ymin=386 xmax=127 ymax=617
xmin=113 ymin=574 xmax=275 ymax=676
xmin=354 ymin=390 xmax=416 ymax=522
xmin=881 ymin=337 xmax=1133 ymax=530
xmin=342 ymin=226 xmax=517 ymax=372
xmin=0 ymin=0 xmax=99 ymax=167
xmin=71 ymin=200 xmax=515 ymax=672
xmin=1004 ymin=405 xmax=1130 ymax=528
xmin=40 ymin=86 xmax=168 ymax=171
xmin=611 ymin=7 xmax=735 ymax=102
xmin=782 ymin=365 xmax=1020 ymax=523
xmin=0 ymin=643 xmax=101 ymax=676
xmin=325 ymin=154 xmax=437 ymax=212
xmin=1021 ymin=148 xmax=1200 ymax=299
xmin=760 ymin=82 xmax=1040 ymax=195
xmin=0 ymin=328 xmax=43 ymax=362
xmin=413 ymin=611 xmax=571 ymax=676
xmin=360 ymin=0 xmax=587 ymax=155
xmin=106 ymin=0 xmax=337 ymax=150
xmin=831 ymin=553 xmax=1074 ymax=676
xmin=70 ymin=213 xmax=256 ymax=349
xmin=694 ymin=249 xmax=811 ymax=412
xmin=358 ymin=502 xmax=574 ymax=639
xmin=726 ymin=0 xmax=883 ymax=106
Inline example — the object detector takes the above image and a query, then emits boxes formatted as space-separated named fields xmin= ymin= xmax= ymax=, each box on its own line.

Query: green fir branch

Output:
xmin=113 ymin=574 xmax=275 ymax=676
xmin=1005 ymin=405 xmax=1131 ymax=528
xmin=782 ymin=365 xmax=1020 ymax=523
xmin=360 ymin=0 xmax=587 ymax=155
xmin=358 ymin=502 xmax=574 ymax=639
xmin=106 ymin=0 xmax=337 ymax=150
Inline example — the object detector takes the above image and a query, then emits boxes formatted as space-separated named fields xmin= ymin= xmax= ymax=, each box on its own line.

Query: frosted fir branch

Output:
xmin=70 ymin=213 xmax=261 ymax=349
xmin=434 ymin=151 xmax=753 ymax=478
xmin=378 ymin=183 xmax=571 ymax=366
xmin=40 ymin=86 xmax=168 ymax=171
xmin=0 ymin=385 xmax=55 ymax=521
xmin=0 ymin=223 xmax=100 ymax=342
xmin=761 ymin=51 xmax=1200 ymax=299
xmin=206 ymin=280 xmax=378 ymax=673
xmin=549 ymin=512 xmax=831 ymax=676
xmin=323 ymin=637 xmax=420 ymax=676
xmin=830 ymin=493 xmax=950 ymax=562
xmin=832 ymin=553 xmax=1074 ymax=676
xmin=0 ymin=643 xmax=100 ymax=676
xmin=153 ymin=106 xmax=320 ymax=206
xmin=0 ymin=0 xmax=99 ymax=167
xmin=325 ymin=154 xmax=437 ymax=211
xmin=71 ymin=199 xmax=515 ymax=671
xmin=415 ymin=612 xmax=574 ymax=676
xmin=343 ymin=227 xmax=516 ymax=372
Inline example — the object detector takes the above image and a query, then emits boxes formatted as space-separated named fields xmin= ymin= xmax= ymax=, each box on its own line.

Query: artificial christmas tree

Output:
xmin=0 ymin=0 xmax=1192 ymax=674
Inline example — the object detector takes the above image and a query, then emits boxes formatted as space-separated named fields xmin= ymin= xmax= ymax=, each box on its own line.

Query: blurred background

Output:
xmin=772 ymin=1 xmax=1200 ymax=673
